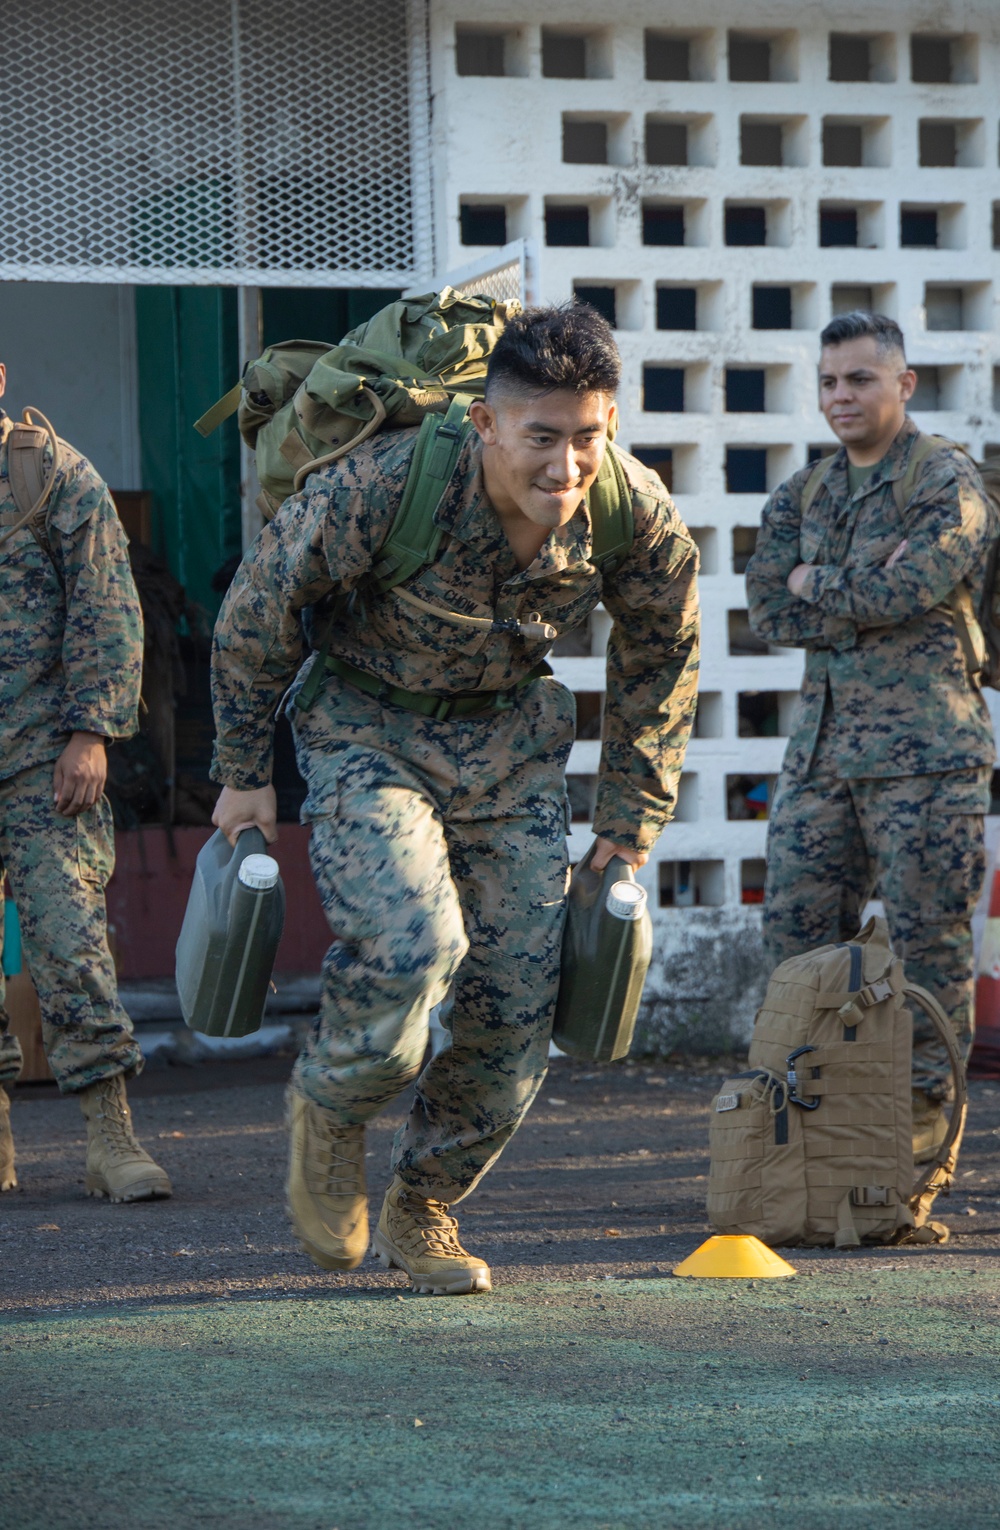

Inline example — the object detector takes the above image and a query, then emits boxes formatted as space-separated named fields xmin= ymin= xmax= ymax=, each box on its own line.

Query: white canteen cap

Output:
xmin=606 ymin=880 xmax=647 ymax=921
xmin=238 ymin=854 xmax=280 ymax=891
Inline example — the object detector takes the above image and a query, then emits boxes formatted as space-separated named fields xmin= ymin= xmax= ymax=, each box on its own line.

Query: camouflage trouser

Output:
xmin=763 ymin=726 xmax=990 ymax=1101
xmin=0 ymin=761 xmax=141 ymax=1093
xmin=289 ymin=670 xmax=575 ymax=1202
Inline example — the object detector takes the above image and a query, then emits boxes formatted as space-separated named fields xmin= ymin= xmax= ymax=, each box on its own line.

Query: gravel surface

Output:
xmin=2 ymin=1053 xmax=999 ymax=1305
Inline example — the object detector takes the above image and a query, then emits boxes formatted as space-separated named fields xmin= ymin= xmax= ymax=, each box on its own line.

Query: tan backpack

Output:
xmin=707 ymin=916 xmax=966 ymax=1248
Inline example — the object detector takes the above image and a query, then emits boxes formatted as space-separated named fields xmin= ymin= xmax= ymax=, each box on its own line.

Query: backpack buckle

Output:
xmin=786 ymin=1045 xmax=820 ymax=1110
xmin=859 ymin=979 xmax=893 ymax=1007
xmin=851 ymin=1185 xmax=892 ymax=1207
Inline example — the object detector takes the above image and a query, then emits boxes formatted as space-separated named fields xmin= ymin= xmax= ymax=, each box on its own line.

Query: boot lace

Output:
xmin=307 ymin=1116 xmax=364 ymax=1199
xmin=396 ymin=1191 xmax=469 ymax=1259
xmin=92 ymin=1082 xmax=142 ymax=1162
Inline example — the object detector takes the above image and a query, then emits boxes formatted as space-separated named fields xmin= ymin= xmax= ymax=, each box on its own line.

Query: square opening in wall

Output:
xmin=646 ymin=119 xmax=688 ymax=166
xmin=727 ymin=205 xmax=766 ymax=245
xmin=726 ymin=449 xmax=768 ymax=494
xmin=455 ymin=27 xmax=513 ymax=76
xmin=643 ymin=203 xmax=685 ymax=246
xmin=659 ymin=860 xmax=725 ymax=909
xmin=643 ymin=366 xmax=686 ymax=413
xmin=900 ymin=207 xmax=938 ymax=248
xmin=726 ymin=369 xmax=766 ymax=413
xmin=732 ymin=526 xmax=759 ymax=573
xmin=656 ymin=287 xmax=697 ymax=330
xmin=740 ymin=694 xmax=788 ymax=740
xmin=573 ymin=285 xmax=617 ymax=328
xmin=631 ymin=446 xmax=673 ymax=491
xmin=563 ymin=119 xmax=606 ymax=165
xmin=645 ymin=29 xmax=714 ymax=82
xmin=823 ymin=121 xmax=863 ymax=166
xmin=686 ymin=526 xmax=718 ymax=575
xmin=728 ymin=609 xmax=770 ymax=655
xmin=694 ymin=692 xmax=723 ymax=739
xmin=911 ymin=34 xmax=977 ymax=85
xmin=910 ymin=367 xmax=942 ymax=411
xmin=819 ymin=205 xmax=858 ymax=247
xmin=567 ymin=775 xmax=598 ymax=823
xmin=994 ymin=370 xmax=1000 ymax=413
xmin=741 ymin=859 xmax=768 ymax=905
xmin=831 ymin=285 xmax=872 ymax=315
xmin=674 ymin=773 xmax=699 ymax=823
xmin=728 ymin=774 xmax=775 ymax=821
xmin=545 ymin=203 xmax=591 ymax=247
xmin=542 ymin=28 xmax=587 ymax=78
xmin=573 ymin=692 xmax=604 ymax=741
xmin=459 ymin=203 xmax=507 ymax=246
xmin=919 ymin=120 xmax=957 ymax=167
xmin=925 ymin=285 xmax=964 ymax=330
xmin=994 ymin=205 xmax=1000 ymax=249
xmin=725 ymin=203 xmax=786 ymax=247
xmin=728 ymin=31 xmax=796 ymax=83
xmin=752 ymin=286 xmax=792 ymax=329
xmin=829 ymin=34 xmax=871 ymax=81
xmin=740 ymin=119 xmax=782 ymax=166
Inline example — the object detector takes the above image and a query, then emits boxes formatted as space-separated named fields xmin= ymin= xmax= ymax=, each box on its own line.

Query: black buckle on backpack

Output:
xmin=786 ymin=1045 xmax=820 ymax=1111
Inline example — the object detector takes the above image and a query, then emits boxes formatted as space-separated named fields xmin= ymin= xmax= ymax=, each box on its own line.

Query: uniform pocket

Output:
xmin=920 ymin=769 xmax=989 ymax=921
xmin=76 ymin=795 xmax=115 ymax=887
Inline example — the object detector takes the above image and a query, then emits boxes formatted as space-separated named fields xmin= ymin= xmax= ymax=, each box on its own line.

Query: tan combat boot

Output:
xmin=373 ymin=1176 xmax=491 ymax=1295
xmin=0 ymin=1086 xmax=16 ymax=1192
xmin=912 ymin=1089 xmax=949 ymax=1165
xmin=79 ymin=1075 xmax=172 ymax=1203
xmin=285 ymin=1090 xmax=368 ymax=1270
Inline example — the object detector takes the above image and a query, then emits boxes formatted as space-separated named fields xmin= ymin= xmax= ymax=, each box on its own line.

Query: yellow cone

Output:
xmin=672 ymin=1235 xmax=797 ymax=1279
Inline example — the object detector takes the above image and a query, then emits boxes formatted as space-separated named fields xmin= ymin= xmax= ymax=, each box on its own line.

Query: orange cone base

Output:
xmin=672 ymin=1235 xmax=797 ymax=1279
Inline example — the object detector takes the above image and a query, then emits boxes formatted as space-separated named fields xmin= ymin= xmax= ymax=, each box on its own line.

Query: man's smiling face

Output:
xmin=471 ymin=387 xmax=617 ymax=530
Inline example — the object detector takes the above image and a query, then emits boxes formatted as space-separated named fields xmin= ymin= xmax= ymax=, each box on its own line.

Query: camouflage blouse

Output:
xmin=212 ymin=429 xmax=700 ymax=852
xmin=747 ymin=417 xmax=997 ymax=781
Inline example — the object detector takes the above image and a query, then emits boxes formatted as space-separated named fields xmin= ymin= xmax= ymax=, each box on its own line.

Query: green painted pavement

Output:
xmin=3 ymin=1264 xmax=999 ymax=1530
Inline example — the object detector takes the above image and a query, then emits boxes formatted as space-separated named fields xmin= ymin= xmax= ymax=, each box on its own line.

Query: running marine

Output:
xmin=210 ymin=303 xmax=700 ymax=1293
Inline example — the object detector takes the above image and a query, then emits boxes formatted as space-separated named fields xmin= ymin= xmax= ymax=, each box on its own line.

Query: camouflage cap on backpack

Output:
xmin=194 ymin=288 xmax=521 ymax=518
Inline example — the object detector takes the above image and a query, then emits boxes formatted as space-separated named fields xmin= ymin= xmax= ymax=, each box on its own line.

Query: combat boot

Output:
xmin=912 ymin=1089 xmax=949 ymax=1165
xmin=373 ymin=1176 xmax=491 ymax=1295
xmin=79 ymin=1075 xmax=172 ymax=1203
xmin=285 ymin=1090 xmax=368 ymax=1270
xmin=0 ymin=1086 xmax=16 ymax=1192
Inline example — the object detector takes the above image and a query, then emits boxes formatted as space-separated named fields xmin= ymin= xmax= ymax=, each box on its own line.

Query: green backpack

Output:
xmin=195 ymin=285 xmax=634 ymax=601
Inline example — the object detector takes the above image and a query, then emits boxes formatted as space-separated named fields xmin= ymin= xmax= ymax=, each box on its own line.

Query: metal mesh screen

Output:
xmin=2 ymin=0 xmax=416 ymax=286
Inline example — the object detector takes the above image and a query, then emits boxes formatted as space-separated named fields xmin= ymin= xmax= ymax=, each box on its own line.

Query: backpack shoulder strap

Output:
xmin=891 ymin=432 xmax=960 ymax=515
xmin=370 ymin=393 xmax=473 ymax=593
xmin=800 ymin=455 xmax=836 ymax=517
xmin=588 ymin=444 xmax=633 ymax=575
xmin=0 ymin=409 xmax=63 ymax=565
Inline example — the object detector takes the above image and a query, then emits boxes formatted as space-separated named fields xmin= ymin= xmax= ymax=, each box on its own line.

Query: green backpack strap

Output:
xmin=800 ymin=454 xmax=837 ymax=517
xmin=588 ymin=444 xmax=633 ymax=574
xmin=370 ymin=393 xmax=474 ymax=592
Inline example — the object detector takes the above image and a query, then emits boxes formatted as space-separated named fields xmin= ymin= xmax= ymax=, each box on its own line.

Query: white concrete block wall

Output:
xmin=428 ymin=1 xmax=1000 ymax=1042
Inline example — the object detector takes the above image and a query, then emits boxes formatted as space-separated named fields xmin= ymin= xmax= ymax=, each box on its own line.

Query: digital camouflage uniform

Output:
xmin=212 ymin=427 xmax=699 ymax=1200
xmin=747 ymin=417 xmax=997 ymax=1098
xmin=0 ymin=413 xmax=144 ymax=1093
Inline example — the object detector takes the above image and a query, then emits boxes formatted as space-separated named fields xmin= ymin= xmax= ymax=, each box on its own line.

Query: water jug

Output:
xmin=176 ymin=828 xmax=286 ymax=1038
xmin=552 ymin=844 xmax=653 ymax=1063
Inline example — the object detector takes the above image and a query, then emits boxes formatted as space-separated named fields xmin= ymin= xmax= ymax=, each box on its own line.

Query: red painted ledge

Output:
xmin=106 ymin=825 xmax=330 ymax=981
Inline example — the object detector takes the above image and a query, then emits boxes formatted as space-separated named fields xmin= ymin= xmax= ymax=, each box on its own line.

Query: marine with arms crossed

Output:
xmin=747 ymin=310 xmax=997 ymax=1166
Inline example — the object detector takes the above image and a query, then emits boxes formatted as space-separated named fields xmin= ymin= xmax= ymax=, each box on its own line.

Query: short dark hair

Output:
xmin=486 ymin=301 xmax=621 ymax=399
xmin=819 ymin=310 xmax=907 ymax=362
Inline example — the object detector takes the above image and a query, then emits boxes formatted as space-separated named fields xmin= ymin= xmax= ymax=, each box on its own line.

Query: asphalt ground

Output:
xmin=2 ymin=1054 xmax=999 ymax=1530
